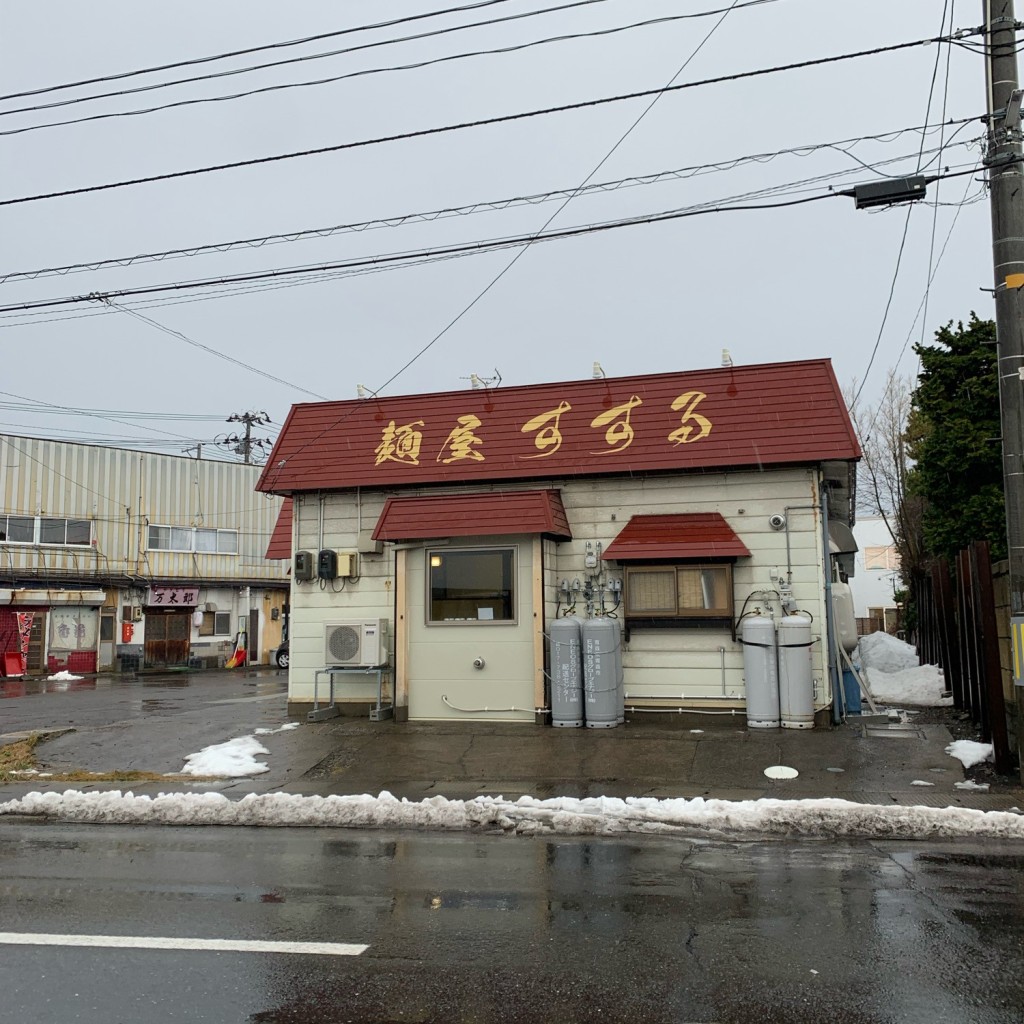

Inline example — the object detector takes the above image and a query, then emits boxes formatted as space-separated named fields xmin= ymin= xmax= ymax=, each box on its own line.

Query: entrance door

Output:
xmin=99 ymin=611 xmax=116 ymax=671
xmin=405 ymin=538 xmax=536 ymax=721
xmin=144 ymin=612 xmax=191 ymax=668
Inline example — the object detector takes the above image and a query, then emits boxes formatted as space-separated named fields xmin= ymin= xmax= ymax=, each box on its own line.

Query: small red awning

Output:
xmin=603 ymin=513 xmax=750 ymax=561
xmin=373 ymin=489 xmax=572 ymax=542
xmin=265 ymin=498 xmax=293 ymax=559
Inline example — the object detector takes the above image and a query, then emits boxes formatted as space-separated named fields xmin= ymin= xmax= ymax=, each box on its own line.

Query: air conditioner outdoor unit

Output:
xmin=130 ymin=606 xmax=143 ymax=622
xmin=324 ymin=619 xmax=388 ymax=668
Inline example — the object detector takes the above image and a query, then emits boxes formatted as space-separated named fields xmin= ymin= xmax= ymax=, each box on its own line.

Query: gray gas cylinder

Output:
xmin=550 ymin=615 xmax=584 ymax=728
xmin=583 ymin=616 xmax=622 ymax=728
xmin=741 ymin=613 xmax=780 ymax=729
xmin=778 ymin=614 xmax=814 ymax=729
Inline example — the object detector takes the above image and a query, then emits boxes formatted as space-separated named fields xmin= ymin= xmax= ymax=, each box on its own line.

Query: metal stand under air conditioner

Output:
xmin=309 ymin=666 xmax=394 ymax=722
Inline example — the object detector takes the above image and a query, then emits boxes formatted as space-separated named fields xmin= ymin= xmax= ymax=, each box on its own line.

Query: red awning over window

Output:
xmin=603 ymin=513 xmax=750 ymax=560
xmin=373 ymin=489 xmax=571 ymax=542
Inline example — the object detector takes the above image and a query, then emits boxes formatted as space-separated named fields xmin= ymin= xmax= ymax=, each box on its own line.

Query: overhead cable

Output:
xmin=0 ymin=0 xmax=526 ymax=101
xmin=1 ymin=4 xmax=781 ymax=136
xmin=1 ymin=118 xmax=973 ymax=283
xmin=0 ymin=157 xmax=988 ymax=319
xmin=0 ymin=32 xmax=981 ymax=209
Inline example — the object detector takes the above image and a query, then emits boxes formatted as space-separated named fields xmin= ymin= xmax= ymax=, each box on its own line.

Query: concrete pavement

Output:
xmin=1 ymin=668 xmax=1021 ymax=811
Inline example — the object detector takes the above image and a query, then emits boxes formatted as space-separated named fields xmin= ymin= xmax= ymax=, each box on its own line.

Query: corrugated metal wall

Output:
xmin=0 ymin=434 xmax=287 ymax=584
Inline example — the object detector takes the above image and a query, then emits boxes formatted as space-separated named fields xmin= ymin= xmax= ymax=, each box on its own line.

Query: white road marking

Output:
xmin=0 ymin=932 xmax=366 ymax=956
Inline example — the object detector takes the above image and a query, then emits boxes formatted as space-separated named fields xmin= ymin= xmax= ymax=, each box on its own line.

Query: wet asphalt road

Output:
xmin=0 ymin=671 xmax=293 ymax=777
xmin=1 ymin=824 xmax=1022 ymax=1024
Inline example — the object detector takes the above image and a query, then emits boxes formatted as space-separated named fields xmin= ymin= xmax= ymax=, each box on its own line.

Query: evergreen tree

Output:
xmin=906 ymin=314 xmax=1006 ymax=562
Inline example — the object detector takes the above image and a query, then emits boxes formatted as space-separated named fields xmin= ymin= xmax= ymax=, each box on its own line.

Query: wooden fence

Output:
xmin=912 ymin=540 xmax=1014 ymax=774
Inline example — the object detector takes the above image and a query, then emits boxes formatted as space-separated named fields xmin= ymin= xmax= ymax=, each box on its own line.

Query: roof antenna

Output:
xmin=356 ymin=383 xmax=378 ymax=399
xmin=592 ymin=361 xmax=606 ymax=379
xmin=461 ymin=369 xmax=502 ymax=389
xmin=721 ymin=348 xmax=734 ymax=367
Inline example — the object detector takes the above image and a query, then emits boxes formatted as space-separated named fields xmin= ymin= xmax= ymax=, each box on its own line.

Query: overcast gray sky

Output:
xmin=0 ymin=1 xmax=995 ymax=460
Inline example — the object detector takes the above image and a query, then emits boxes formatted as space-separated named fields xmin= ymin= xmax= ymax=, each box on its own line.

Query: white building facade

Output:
xmin=849 ymin=514 xmax=901 ymax=631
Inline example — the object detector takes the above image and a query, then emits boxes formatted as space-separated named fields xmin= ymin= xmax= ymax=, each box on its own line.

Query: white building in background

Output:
xmin=849 ymin=515 xmax=900 ymax=631
xmin=0 ymin=434 xmax=288 ymax=675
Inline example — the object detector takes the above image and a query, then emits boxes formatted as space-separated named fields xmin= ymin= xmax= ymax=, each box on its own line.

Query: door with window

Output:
xmin=405 ymin=538 xmax=535 ymax=721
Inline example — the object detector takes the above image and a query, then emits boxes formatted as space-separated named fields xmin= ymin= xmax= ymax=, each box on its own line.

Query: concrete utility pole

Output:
xmin=225 ymin=410 xmax=271 ymax=464
xmin=983 ymin=0 xmax=1024 ymax=772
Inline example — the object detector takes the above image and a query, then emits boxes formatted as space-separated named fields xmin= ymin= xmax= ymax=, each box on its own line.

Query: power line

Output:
xmin=103 ymin=302 xmax=329 ymax=400
xmin=0 ymin=31 xmax=978 ymax=209
xmin=0 ymin=387 xmax=198 ymax=443
xmin=0 ymin=0 xmax=728 ymax=115
xmin=917 ymin=0 xmax=957 ymax=365
xmin=0 ymin=193 xmax=855 ymax=317
xmin=0 ymin=0 xmax=523 ymax=102
xmin=0 ymin=2 xmax=781 ymax=134
xmin=859 ymin=161 xmax=980 ymax=446
xmin=364 ymin=0 xmax=746 ymax=441
xmin=851 ymin=3 xmax=954 ymax=412
xmin=0 ymin=156 xmax=985 ymax=320
xmin=1 ymin=118 xmax=971 ymax=283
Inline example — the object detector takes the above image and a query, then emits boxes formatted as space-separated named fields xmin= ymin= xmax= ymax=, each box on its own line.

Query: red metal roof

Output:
xmin=265 ymin=498 xmax=293 ymax=559
xmin=373 ymin=490 xmax=572 ymax=541
xmin=603 ymin=513 xmax=751 ymax=560
xmin=257 ymin=359 xmax=860 ymax=495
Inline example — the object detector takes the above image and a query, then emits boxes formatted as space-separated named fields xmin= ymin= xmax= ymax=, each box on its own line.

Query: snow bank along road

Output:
xmin=3 ymin=789 xmax=1024 ymax=840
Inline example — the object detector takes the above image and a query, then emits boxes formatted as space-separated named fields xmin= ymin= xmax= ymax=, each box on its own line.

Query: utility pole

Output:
xmin=983 ymin=0 xmax=1024 ymax=777
xmin=224 ymin=410 xmax=271 ymax=464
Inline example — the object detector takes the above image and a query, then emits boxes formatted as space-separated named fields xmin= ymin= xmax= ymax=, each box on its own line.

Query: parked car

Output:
xmin=273 ymin=644 xmax=288 ymax=669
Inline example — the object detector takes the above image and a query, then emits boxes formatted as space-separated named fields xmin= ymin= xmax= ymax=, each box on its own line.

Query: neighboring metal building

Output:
xmin=0 ymin=434 xmax=289 ymax=675
xmin=259 ymin=359 xmax=861 ymax=724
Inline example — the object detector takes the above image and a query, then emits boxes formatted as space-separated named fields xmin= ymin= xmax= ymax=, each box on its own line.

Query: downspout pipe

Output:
xmin=820 ymin=482 xmax=843 ymax=724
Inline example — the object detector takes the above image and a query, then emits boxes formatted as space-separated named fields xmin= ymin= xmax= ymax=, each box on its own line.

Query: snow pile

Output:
xmin=47 ymin=671 xmax=84 ymax=682
xmin=857 ymin=632 xmax=920 ymax=674
xmin=2 ymin=789 xmax=1023 ymax=840
xmin=867 ymin=664 xmax=950 ymax=706
xmin=857 ymin=632 xmax=950 ymax=706
xmin=180 ymin=736 xmax=270 ymax=777
xmin=946 ymin=739 xmax=994 ymax=769
xmin=254 ymin=723 xmax=300 ymax=736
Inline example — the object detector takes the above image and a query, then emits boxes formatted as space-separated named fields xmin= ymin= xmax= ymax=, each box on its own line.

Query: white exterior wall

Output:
xmin=287 ymin=491 xmax=396 ymax=703
xmin=286 ymin=466 xmax=833 ymax=713
xmin=551 ymin=468 xmax=828 ymax=708
xmin=849 ymin=516 xmax=900 ymax=617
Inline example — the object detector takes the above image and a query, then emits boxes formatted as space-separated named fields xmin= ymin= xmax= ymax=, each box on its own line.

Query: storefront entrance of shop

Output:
xmin=404 ymin=536 xmax=536 ymax=722
xmin=144 ymin=610 xmax=191 ymax=668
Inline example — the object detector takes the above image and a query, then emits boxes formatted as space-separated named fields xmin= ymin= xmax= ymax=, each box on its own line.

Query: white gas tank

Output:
xmin=830 ymin=581 xmax=858 ymax=654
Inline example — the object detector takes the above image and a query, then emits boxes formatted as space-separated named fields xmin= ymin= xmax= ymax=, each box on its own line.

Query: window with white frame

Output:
xmin=0 ymin=515 xmax=91 ymax=546
xmin=864 ymin=545 xmax=900 ymax=571
xmin=147 ymin=525 xmax=238 ymax=554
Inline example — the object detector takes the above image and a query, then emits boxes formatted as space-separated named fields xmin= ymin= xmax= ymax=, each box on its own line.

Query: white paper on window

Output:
xmin=48 ymin=608 xmax=99 ymax=651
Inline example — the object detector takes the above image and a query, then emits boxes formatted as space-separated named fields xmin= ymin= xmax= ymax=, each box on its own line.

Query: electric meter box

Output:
xmin=318 ymin=549 xmax=338 ymax=580
xmin=294 ymin=550 xmax=314 ymax=581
